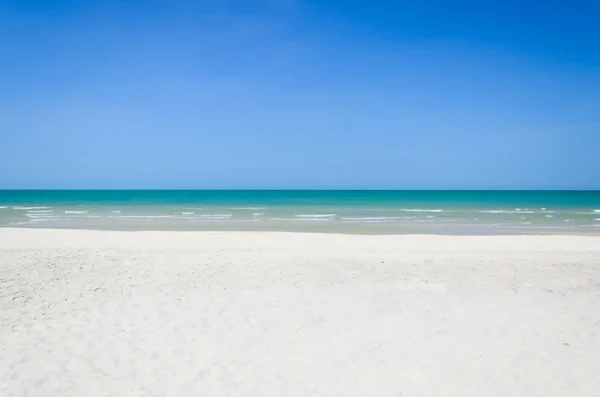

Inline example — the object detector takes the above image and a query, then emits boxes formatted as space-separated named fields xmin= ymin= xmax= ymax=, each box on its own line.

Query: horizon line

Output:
xmin=1 ymin=188 xmax=599 ymax=192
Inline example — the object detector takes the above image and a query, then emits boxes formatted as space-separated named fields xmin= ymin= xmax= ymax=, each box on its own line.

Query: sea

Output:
xmin=0 ymin=190 xmax=599 ymax=235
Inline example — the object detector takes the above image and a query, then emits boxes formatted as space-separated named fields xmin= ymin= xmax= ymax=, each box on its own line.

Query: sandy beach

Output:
xmin=1 ymin=228 xmax=600 ymax=396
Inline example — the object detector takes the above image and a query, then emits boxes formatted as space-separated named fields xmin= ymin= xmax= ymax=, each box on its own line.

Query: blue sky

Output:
xmin=1 ymin=0 xmax=599 ymax=189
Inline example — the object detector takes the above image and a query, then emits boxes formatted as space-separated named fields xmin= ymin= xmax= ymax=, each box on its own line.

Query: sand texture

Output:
xmin=1 ymin=229 xmax=600 ymax=396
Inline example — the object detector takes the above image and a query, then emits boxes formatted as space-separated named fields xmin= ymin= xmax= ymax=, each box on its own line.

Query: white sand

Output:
xmin=1 ymin=229 xmax=600 ymax=397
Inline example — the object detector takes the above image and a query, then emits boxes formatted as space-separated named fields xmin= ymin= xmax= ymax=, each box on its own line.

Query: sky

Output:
xmin=1 ymin=0 xmax=599 ymax=189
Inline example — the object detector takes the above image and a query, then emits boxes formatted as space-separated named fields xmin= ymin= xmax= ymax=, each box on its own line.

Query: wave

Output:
xmin=198 ymin=214 xmax=233 ymax=219
xmin=13 ymin=206 xmax=51 ymax=210
xmin=65 ymin=211 xmax=89 ymax=214
xmin=177 ymin=212 xmax=194 ymax=215
xmin=344 ymin=216 xmax=395 ymax=221
xmin=295 ymin=214 xmax=336 ymax=218
xmin=253 ymin=212 xmax=264 ymax=216
xmin=25 ymin=214 xmax=56 ymax=218
xmin=233 ymin=207 xmax=266 ymax=210
xmin=489 ymin=221 xmax=533 ymax=225
xmin=20 ymin=218 xmax=54 ymax=223
xmin=121 ymin=215 xmax=173 ymax=219
xmin=342 ymin=216 xmax=415 ymax=221
xmin=270 ymin=217 xmax=329 ymax=222
xmin=111 ymin=210 xmax=122 ymax=214
xmin=479 ymin=210 xmax=535 ymax=214
xmin=27 ymin=210 xmax=54 ymax=213
xmin=0 ymin=206 xmax=7 ymax=209
xmin=401 ymin=209 xmax=443 ymax=213
xmin=594 ymin=210 xmax=600 ymax=213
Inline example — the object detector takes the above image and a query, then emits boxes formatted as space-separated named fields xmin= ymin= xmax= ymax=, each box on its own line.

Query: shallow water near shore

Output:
xmin=1 ymin=190 xmax=599 ymax=234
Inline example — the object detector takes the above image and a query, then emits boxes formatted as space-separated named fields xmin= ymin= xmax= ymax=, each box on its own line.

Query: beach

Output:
xmin=1 ymin=228 xmax=600 ymax=396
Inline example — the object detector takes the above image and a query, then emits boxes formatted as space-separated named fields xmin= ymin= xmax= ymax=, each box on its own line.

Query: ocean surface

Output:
xmin=1 ymin=190 xmax=599 ymax=234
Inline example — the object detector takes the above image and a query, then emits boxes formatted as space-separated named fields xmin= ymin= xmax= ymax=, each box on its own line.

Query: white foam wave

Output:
xmin=0 ymin=206 xmax=7 ymax=209
xmin=13 ymin=206 xmax=51 ymax=210
xmin=479 ymin=210 xmax=535 ymax=214
xmin=121 ymin=215 xmax=173 ymax=219
xmin=233 ymin=207 xmax=266 ymax=210
xmin=65 ymin=211 xmax=88 ymax=214
xmin=490 ymin=221 xmax=533 ymax=226
xmin=28 ymin=210 xmax=54 ymax=213
xmin=295 ymin=214 xmax=336 ymax=218
xmin=269 ymin=217 xmax=329 ymax=222
xmin=178 ymin=212 xmax=194 ymax=215
xmin=545 ymin=215 xmax=553 ymax=218
xmin=198 ymin=214 xmax=233 ymax=219
xmin=595 ymin=219 xmax=600 ymax=222
xmin=253 ymin=213 xmax=264 ymax=216
xmin=594 ymin=210 xmax=600 ymax=213
xmin=402 ymin=209 xmax=443 ymax=213
xmin=18 ymin=219 xmax=53 ymax=224
xmin=111 ymin=210 xmax=122 ymax=213
xmin=343 ymin=216 xmax=403 ymax=221
xmin=25 ymin=214 xmax=56 ymax=218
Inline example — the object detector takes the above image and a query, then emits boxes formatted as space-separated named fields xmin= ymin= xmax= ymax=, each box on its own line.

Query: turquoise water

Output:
xmin=1 ymin=190 xmax=599 ymax=234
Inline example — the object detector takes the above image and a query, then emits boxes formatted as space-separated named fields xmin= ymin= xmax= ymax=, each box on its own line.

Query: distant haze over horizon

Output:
xmin=1 ymin=1 xmax=599 ymax=189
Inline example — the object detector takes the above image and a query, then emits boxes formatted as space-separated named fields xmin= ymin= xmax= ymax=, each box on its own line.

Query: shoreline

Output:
xmin=3 ymin=224 xmax=600 ymax=237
